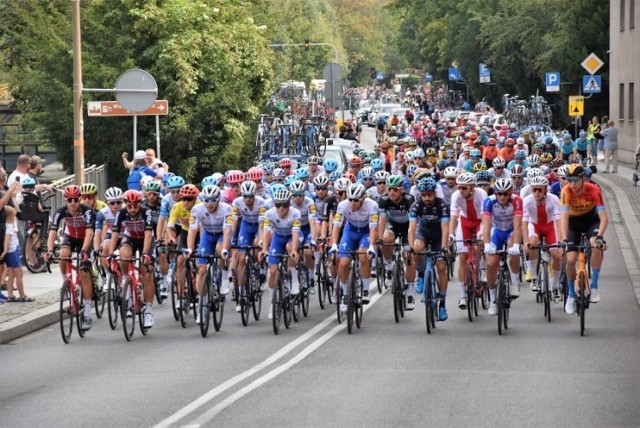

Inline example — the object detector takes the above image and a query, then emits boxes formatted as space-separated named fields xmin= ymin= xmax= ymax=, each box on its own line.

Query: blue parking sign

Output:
xmin=545 ymin=71 xmax=560 ymax=92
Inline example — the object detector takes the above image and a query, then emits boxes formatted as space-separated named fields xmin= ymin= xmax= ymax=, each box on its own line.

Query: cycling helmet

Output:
xmin=289 ymin=180 xmax=307 ymax=194
xmin=313 ymin=174 xmax=330 ymax=188
xmin=262 ymin=162 xmax=275 ymax=173
xmin=443 ymin=140 xmax=453 ymax=148
xmin=211 ymin=172 xmax=224 ymax=185
xmin=533 ymin=143 xmax=545 ymax=151
xmin=506 ymin=138 xmax=515 ymax=146
xmin=579 ymin=130 xmax=587 ymax=138
xmin=334 ymin=178 xmax=351 ymax=192
xmin=80 ymin=182 xmax=97 ymax=195
xmin=201 ymin=175 xmax=218 ymax=188
xmin=476 ymin=170 xmax=491 ymax=182
xmin=349 ymin=157 xmax=362 ymax=168
xmin=406 ymin=151 xmax=415 ymax=162
xmin=386 ymin=175 xmax=404 ymax=188
xmin=527 ymin=154 xmax=540 ymax=166
xmin=268 ymin=183 xmax=286 ymax=196
xmin=180 ymin=184 xmax=200 ymax=198
xmin=516 ymin=137 xmax=525 ymax=145
xmin=140 ymin=176 xmax=154 ymax=190
xmin=361 ymin=167 xmax=374 ymax=179
xmin=240 ymin=180 xmax=257 ymax=195
xmin=515 ymin=150 xmax=526 ymax=160
xmin=64 ymin=184 xmax=81 ymax=199
xmin=544 ymin=136 xmax=554 ymax=145
xmin=456 ymin=172 xmax=477 ymax=186
xmin=492 ymin=157 xmax=506 ymax=168
xmin=21 ymin=177 xmax=36 ymax=187
xmin=226 ymin=170 xmax=245 ymax=185
xmin=540 ymin=152 xmax=553 ymax=163
xmin=278 ymin=158 xmax=292 ymax=168
xmin=557 ymin=164 xmax=569 ymax=178
xmin=272 ymin=188 xmax=292 ymax=203
xmin=494 ymin=178 xmax=513 ymax=192
xmin=426 ymin=148 xmax=437 ymax=157
xmin=437 ymin=160 xmax=449 ymax=170
xmin=550 ymin=158 xmax=564 ymax=169
xmin=307 ymin=156 xmax=320 ymax=165
xmin=566 ymin=163 xmax=585 ymax=177
xmin=323 ymin=158 xmax=339 ymax=173
xmin=406 ymin=164 xmax=418 ymax=177
xmin=417 ymin=177 xmax=438 ymax=192
xmin=584 ymin=167 xmax=593 ymax=178
xmin=510 ymin=164 xmax=525 ymax=177
xmin=473 ymin=160 xmax=488 ymax=171
xmin=123 ymin=189 xmax=142 ymax=204
xmin=247 ymin=167 xmax=264 ymax=181
xmin=352 ymin=148 xmax=364 ymax=157
xmin=375 ymin=171 xmax=390 ymax=182
xmin=329 ymin=170 xmax=342 ymax=182
xmin=144 ymin=180 xmax=162 ymax=193
xmin=104 ymin=186 xmax=123 ymax=202
xmin=371 ymin=158 xmax=383 ymax=171
xmin=295 ymin=167 xmax=310 ymax=181
xmin=346 ymin=183 xmax=366 ymax=200
xmin=529 ymin=176 xmax=549 ymax=187
xmin=161 ymin=172 xmax=175 ymax=185
xmin=413 ymin=148 xmax=425 ymax=158
xmin=273 ymin=168 xmax=286 ymax=179
xmin=166 ymin=176 xmax=186 ymax=189
xmin=201 ymin=185 xmax=221 ymax=200
xmin=284 ymin=175 xmax=296 ymax=188
xmin=343 ymin=172 xmax=357 ymax=183
xmin=444 ymin=166 xmax=458 ymax=178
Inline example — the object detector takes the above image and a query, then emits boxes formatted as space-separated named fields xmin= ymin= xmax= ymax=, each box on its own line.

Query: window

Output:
xmin=631 ymin=0 xmax=636 ymax=28
xmin=619 ymin=83 xmax=625 ymax=120
xmin=630 ymin=83 xmax=635 ymax=121
xmin=621 ymin=0 xmax=626 ymax=30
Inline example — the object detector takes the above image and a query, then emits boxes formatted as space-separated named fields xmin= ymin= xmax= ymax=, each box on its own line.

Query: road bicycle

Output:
xmin=118 ymin=257 xmax=151 ymax=341
xmin=198 ymin=253 xmax=226 ymax=337
xmin=89 ymin=252 xmax=107 ymax=320
xmin=573 ymin=233 xmax=604 ymax=336
xmin=415 ymin=247 xmax=443 ymax=334
xmin=168 ymin=249 xmax=198 ymax=328
xmin=336 ymin=250 xmax=366 ymax=334
xmin=234 ymin=244 xmax=264 ymax=327
xmin=455 ymin=233 xmax=486 ymax=322
xmin=50 ymin=253 xmax=87 ymax=344
xmin=530 ymin=239 xmax=562 ymax=323
xmin=271 ymin=254 xmax=293 ymax=335
xmin=494 ymin=248 xmax=512 ymax=335
xmin=315 ymin=241 xmax=333 ymax=309
xmin=379 ymin=242 xmax=408 ymax=324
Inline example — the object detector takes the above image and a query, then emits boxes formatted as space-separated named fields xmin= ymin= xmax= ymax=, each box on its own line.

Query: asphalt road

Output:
xmin=1 ymin=128 xmax=639 ymax=427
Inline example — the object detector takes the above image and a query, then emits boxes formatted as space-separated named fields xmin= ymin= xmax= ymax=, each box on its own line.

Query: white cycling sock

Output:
xmin=290 ymin=267 xmax=299 ymax=286
xmin=84 ymin=300 xmax=92 ymax=317
xmin=459 ymin=282 xmax=466 ymax=299
xmin=553 ymin=270 xmax=561 ymax=288
xmin=361 ymin=277 xmax=371 ymax=292
xmin=269 ymin=288 xmax=274 ymax=303
xmin=510 ymin=272 xmax=519 ymax=286
xmin=145 ymin=303 xmax=153 ymax=313
xmin=340 ymin=281 xmax=348 ymax=296
xmin=489 ymin=288 xmax=496 ymax=302
xmin=528 ymin=260 xmax=537 ymax=278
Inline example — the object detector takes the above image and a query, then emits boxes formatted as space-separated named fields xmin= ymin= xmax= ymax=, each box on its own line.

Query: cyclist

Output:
xmin=80 ymin=182 xmax=107 ymax=212
xmin=482 ymin=178 xmax=523 ymax=315
xmin=559 ymin=134 xmax=575 ymax=162
xmin=329 ymin=183 xmax=378 ymax=312
xmin=232 ymin=180 xmax=267 ymax=312
xmin=321 ymin=177 xmax=350 ymax=298
xmin=156 ymin=175 xmax=185 ymax=295
xmin=223 ymin=171 xmax=245 ymax=204
xmin=247 ymin=167 xmax=269 ymax=199
xmin=499 ymin=138 xmax=516 ymax=163
xmin=408 ymin=178 xmax=450 ymax=321
xmin=448 ymin=172 xmax=488 ymax=309
xmin=367 ymin=170 xmax=389 ymax=201
xmin=522 ymin=176 xmax=563 ymax=301
xmin=260 ymin=188 xmax=301 ymax=320
xmin=289 ymin=180 xmax=317 ymax=291
xmin=507 ymin=150 xmax=530 ymax=170
xmin=94 ymin=186 xmax=123 ymax=290
xmin=439 ymin=166 xmax=459 ymax=207
xmin=559 ymin=164 xmax=608 ymax=313
xmin=510 ymin=164 xmax=526 ymax=193
xmin=45 ymin=185 xmax=96 ymax=331
xmin=186 ymin=185 xmax=232 ymax=324
xmin=307 ymin=156 xmax=325 ymax=179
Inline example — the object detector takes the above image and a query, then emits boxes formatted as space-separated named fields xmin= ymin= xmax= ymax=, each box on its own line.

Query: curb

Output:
xmin=0 ymin=302 xmax=59 ymax=344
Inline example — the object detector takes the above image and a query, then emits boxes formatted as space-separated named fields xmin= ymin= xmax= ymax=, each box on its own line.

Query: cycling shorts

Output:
xmin=61 ymin=236 xmax=85 ymax=252
xmin=386 ymin=221 xmax=409 ymax=246
xmin=197 ymin=231 xmax=224 ymax=265
xmin=566 ymin=215 xmax=600 ymax=252
xmin=237 ymin=221 xmax=259 ymax=251
xmin=490 ymin=228 xmax=514 ymax=250
xmin=527 ymin=221 xmax=558 ymax=245
xmin=338 ymin=223 xmax=370 ymax=258
xmin=232 ymin=217 xmax=242 ymax=245
xmin=268 ymin=233 xmax=297 ymax=265
xmin=415 ymin=228 xmax=444 ymax=259
xmin=300 ymin=224 xmax=312 ymax=245
xmin=455 ymin=219 xmax=482 ymax=254
xmin=121 ymin=236 xmax=146 ymax=254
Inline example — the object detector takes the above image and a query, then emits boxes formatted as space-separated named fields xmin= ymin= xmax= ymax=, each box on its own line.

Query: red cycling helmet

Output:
xmin=343 ymin=172 xmax=357 ymax=183
xmin=349 ymin=157 xmax=362 ymax=168
xmin=279 ymin=158 xmax=292 ymax=168
xmin=179 ymin=184 xmax=200 ymax=198
xmin=247 ymin=167 xmax=264 ymax=181
xmin=226 ymin=170 xmax=245 ymax=185
xmin=122 ymin=189 xmax=142 ymax=204
xmin=64 ymin=185 xmax=81 ymax=199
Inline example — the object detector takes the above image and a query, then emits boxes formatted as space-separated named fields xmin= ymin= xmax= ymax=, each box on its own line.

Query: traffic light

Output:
xmin=370 ymin=67 xmax=376 ymax=79
xmin=304 ymin=39 xmax=310 ymax=51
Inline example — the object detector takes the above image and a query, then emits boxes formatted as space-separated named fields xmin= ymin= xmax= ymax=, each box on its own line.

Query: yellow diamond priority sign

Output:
xmin=569 ymin=95 xmax=584 ymax=116
xmin=581 ymin=53 xmax=604 ymax=75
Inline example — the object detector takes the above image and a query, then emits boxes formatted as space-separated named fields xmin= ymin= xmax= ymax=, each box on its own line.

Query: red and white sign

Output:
xmin=87 ymin=100 xmax=169 ymax=117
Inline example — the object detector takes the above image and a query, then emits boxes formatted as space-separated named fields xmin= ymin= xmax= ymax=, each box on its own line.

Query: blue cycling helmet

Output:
xmin=476 ymin=170 xmax=491 ymax=182
xmin=417 ymin=177 xmax=438 ymax=192
xmin=584 ymin=167 xmax=593 ymax=178
xmin=268 ymin=183 xmax=286 ymax=196
xmin=329 ymin=170 xmax=342 ymax=182
xmin=201 ymin=175 xmax=218 ymax=188
xmin=295 ymin=167 xmax=310 ymax=180
xmin=436 ymin=159 xmax=449 ymax=170
xmin=262 ymin=162 xmax=275 ymax=173
xmin=544 ymin=136 xmax=554 ymax=144
xmin=21 ymin=177 xmax=37 ymax=187
xmin=515 ymin=150 xmax=526 ymax=160
xmin=470 ymin=148 xmax=481 ymax=158
xmin=166 ymin=176 xmax=186 ymax=189
xmin=283 ymin=175 xmax=296 ymax=188
xmin=407 ymin=164 xmax=418 ymax=176
xmin=323 ymin=158 xmax=339 ymax=173
xmin=371 ymin=158 xmax=383 ymax=171
xmin=161 ymin=172 xmax=175 ymax=185
xmin=579 ymin=130 xmax=587 ymax=138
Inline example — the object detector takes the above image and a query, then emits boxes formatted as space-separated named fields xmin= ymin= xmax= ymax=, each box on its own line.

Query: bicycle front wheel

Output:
xmin=59 ymin=282 xmax=73 ymax=344
xmin=542 ymin=262 xmax=551 ymax=322
xmin=578 ymin=273 xmax=586 ymax=336
xmin=466 ymin=264 xmax=475 ymax=322
xmin=170 ymin=266 xmax=180 ymax=321
xmin=347 ymin=270 xmax=355 ymax=334
xmin=392 ymin=263 xmax=401 ymax=323
xmin=107 ymin=274 xmax=120 ymax=330
xmin=497 ymin=270 xmax=506 ymax=335
xmin=425 ymin=270 xmax=434 ymax=334
xmin=252 ymin=269 xmax=263 ymax=321
xmin=212 ymin=265 xmax=224 ymax=332
xmin=24 ymin=233 xmax=47 ymax=274
xmin=301 ymin=266 xmax=310 ymax=318
xmin=240 ymin=264 xmax=251 ymax=327
xmin=200 ymin=282 xmax=211 ymax=338
xmin=317 ymin=258 xmax=327 ymax=309
xmin=121 ymin=280 xmax=135 ymax=341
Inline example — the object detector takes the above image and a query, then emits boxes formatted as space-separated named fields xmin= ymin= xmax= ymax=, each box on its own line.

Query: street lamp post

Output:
xmin=72 ymin=0 xmax=84 ymax=185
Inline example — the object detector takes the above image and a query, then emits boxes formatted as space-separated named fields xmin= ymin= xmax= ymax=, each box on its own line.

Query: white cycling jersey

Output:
xmin=333 ymin=198 xmax=379 ymax=230
xmin=450 ymin=188 xmax=488 ymax=220
xmin=232 ymin=196 xmax=267 ymax=224
xmin=263 ymin=207 xmax=301 ymax=236
xmin=291 ymin=196 xmax=316 ymax=227
xmin=189 ymin=202 xmax=233 ymax=234
xmin=522 ymin=193 xmax=561 ymax=224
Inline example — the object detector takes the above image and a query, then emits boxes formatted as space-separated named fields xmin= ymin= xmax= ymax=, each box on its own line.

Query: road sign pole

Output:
xmin=133 ymin=115 xmax=137 ymax=153
xmin=71 ymin=0 xmax=84 ymax=185
xmin=156 ymin=115 xmax=161 ymax=160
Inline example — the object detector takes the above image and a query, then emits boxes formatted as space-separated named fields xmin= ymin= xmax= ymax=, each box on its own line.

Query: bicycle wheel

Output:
xmin=139 ymin=294 xmax=149 ymax=336
xmin=200 ymin=280 xmax=212 ymax=338
xmin=24 ymin=232 xmax=47 ymax=273
xmin=301 ymin=266 xmax=310 ymax=318
xmin=107 ymin=274 xmax=120 ymax=330
xmin=59 ymin=282 xmax=73 ymax=344
xmin=188 ymin=264 xmax=198 ymax=321
xmin=317 ymin=257 xmax=327 ymax=309
xmin=578 ymin=273 xmax=586 ymax=336
xmin=251 ymin=268 xmax=263 ymax=321
xmin=240 ymin=263 xmax=251 ymax=327
xmin=153 ymin=265 xmax=165 ymax=305
xmin=291 ymin=292 xmax=301 ymax=323
xmin=375 ymin=252 xmax=385 ymax=293
xmin=466 ymin=265 xmax=475 ymax=322
xmin=178 ymin=269 xmax=188 ymax=329
xmin=542 ymin=262 xmax=551 ymax=322
xmin=315 ymin=137 xmax=326 ymax=157
xmin=75 ymin=287 xmax=86 ymax=339
xmin=392 ymin=262 xmax=401 ymax=323
xmin=347 ymin=270 xmax=355 ymax=334
xmin=121 ymin=279 xmax=135 ymax=341
xmin=170 ymin=265 xmax=180 ymax=321
xmin=480 ymin=279 xmax=489 ymax=310
xmin=211 ymin=265 xmax=224 ymax=332
xmin=94 ymin=277 xmax=106 ymax=320
xmin=336 ymin=285 xmax=343 ymax=324
xmin=497 ymin=270 xmax=505 ymax=335
xmin=282 ymin=278 xmax=292 ymax=329
xmin=425 ymin=269 xmax=434 ymax=334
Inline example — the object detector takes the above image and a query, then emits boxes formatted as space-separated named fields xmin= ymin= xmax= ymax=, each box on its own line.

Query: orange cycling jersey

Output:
xmin=560 ymin=182 xmax=605 ymax=217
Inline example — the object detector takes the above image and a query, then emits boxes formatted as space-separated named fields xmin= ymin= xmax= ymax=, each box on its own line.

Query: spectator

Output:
xmin=122 ymin=148 xmax=167 ymax=173
xmin=0 ymin=205 xmax=30 ymax=301
xmin=0 ymin=170 xmax=19 ymax=299
xmin=596 ymin=120 xmax=619 ymax=173
xmin=123 ymin=150 xmax=162 ymax=190
xmin=7 ymin=154 xmax=30 ymax=188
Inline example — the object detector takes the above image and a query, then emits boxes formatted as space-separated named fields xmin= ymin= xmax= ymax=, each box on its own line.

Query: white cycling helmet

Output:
xmin=374 ymin=170 xmax=390 ymax=182
xmin=444 ymin=166 xmax=458 ymax=178
xmin=529 ymin=176 xmax=549 ymax=187
xmin=456 ymin=172 xmax=477 ymax=186
xmin=313 ymin=174 xmax=330 ymax=188
xmin=289 ymin=180 xmax=307 ymax=194
xmin=492 ymin=157 xmax=506 ymax=168
xmin=240 ymin=180 xmax=257 ymax=196
xmin=527 ymin=168 xmax=544 ymax=180
xmin=493 ymin=178 xmax=513 ymax=192
xmin=557 ymin=164 xmax=569 ymax=178
xmin=201 ymin=185 xmax=221 ymax=199
xmin=140 ymin=176 xmax=154 ymax=189
xmin=272 ymin=189 xmax=292 ymax=203
xmin=334 ymin=178 xmax=351 ymax=192
xmin=527 ymin=154 xmax=540 ymax=166
xmin=346 ymin=183 xmax=367 ymax=200
xmin=510 ymin=164 xmax=525 ymax=177
xmin=412 ymin=148 xmax=425 ymax=158
xmin=104 ymin=186 xmax=123 ymax=202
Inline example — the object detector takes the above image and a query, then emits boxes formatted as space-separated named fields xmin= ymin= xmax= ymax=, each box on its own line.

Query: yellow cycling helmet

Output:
xmin=80 ymin=182 xmax=98 ymax=196
xmin=473 ymin=160 xmax=488 ymax=171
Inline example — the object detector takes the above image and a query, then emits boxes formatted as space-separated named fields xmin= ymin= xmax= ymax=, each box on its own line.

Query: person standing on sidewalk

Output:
xmin=587 ymin=116 xmax=601 ymax=165
xmin=0 ymin=206 xmax=31 ymax=302
xmin=596 ymin=120 xmax=619 ymax=173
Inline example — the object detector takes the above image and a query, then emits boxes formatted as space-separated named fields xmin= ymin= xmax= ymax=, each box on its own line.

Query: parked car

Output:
xmin=328 ymin=137 xmax=359 ymax=160
xmin=356 ymin=100 xmax=373 ymax=123
xmin=323 ymin=145 xmax=348 ymax=173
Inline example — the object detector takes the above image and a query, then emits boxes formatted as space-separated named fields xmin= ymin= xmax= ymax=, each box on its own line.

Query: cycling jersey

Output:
xmin=168 ymin=200 xmax=201 ymax=231
xmin=142 ymin=199 xmax=161 ymax=230
xmin=333 ymin=198 xmax=379 ymax=230
xmin=378 ymin=194 xmax=415 ymax=225
xmin=51 ymin=205 xmax=95 ymax=239
xmin=482 ymin=194 xmax=523 ymax=231
xmin=312 ymin=194 xmax=330 ymax=222
xmin=322 ymin=194 xmax=340 ymax=223
xmin=560 ymin=182 xmax=604 ymax=218
xmin=95 ymin=207 xmax=118 ymax=238
xmin=437 ymin=181 xmax=457 ymax=207
xmin=232 ymin=196 xmax=267 ymax=225
xmin=291 ymin=196 xmax=316 ymax=227
xmin=222 ymin=187 xmax=238 ymax=204
xmin=523 ymin=193 xmax=561 ymax=244
xmin=409 ymin=198 xmax=449 ymax=245
xmin=189 ymin=202 xmax=233 ymax=235
xmin=159 ymin=193 xmax=180 ymax=218
xmin=263 ymin=207 xmax=301 ymax=237
xmin=366 ymin=186 xmax=383 ymax=202
xmin=112 ymin=207 xmax=153 ymax=240
xmin=451 ymin=188 xmax=487 ymax=253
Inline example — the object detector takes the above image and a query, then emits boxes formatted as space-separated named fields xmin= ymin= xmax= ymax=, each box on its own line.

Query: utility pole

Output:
xmin=71 ymin=0 xmax=84 ymax=185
